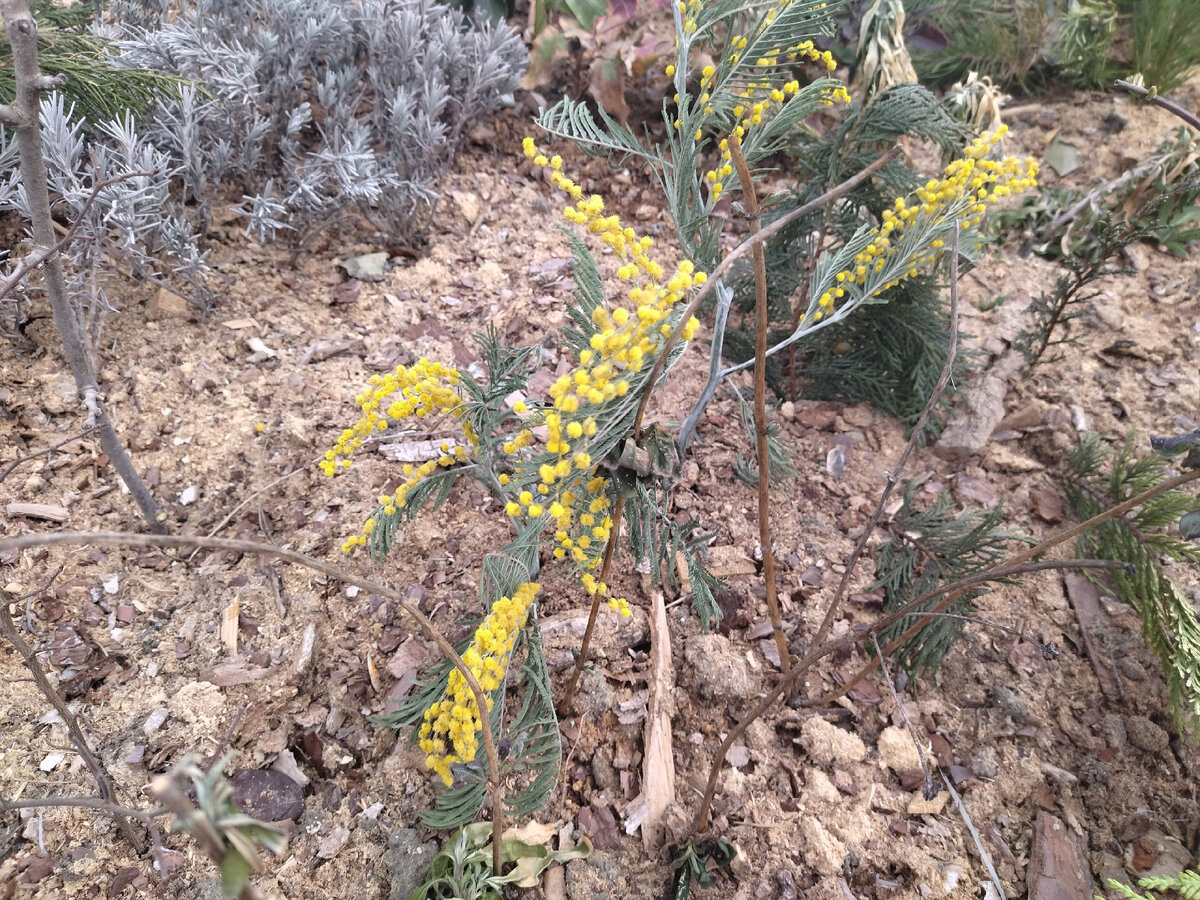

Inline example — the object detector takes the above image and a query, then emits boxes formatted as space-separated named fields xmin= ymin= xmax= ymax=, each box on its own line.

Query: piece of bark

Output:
xmin=1064 ymin=575 xmax=1118 ymax=699
xmin=1027 ymin=811 xmax=1091 ymax=900
xmin=625 ymin=591 xmax=676 ymax=852
xmin=6 ymin=502 xmax=68 ymax=523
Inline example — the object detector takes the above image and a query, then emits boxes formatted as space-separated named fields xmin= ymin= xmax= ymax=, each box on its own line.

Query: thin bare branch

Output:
xmin=728 ymin=131 xmax=790 ymax=674
xmin=1115 ymin=79 xmax=1200 ymax=132
xmin=560 ymin=495 xmax=625 ymax=713
xmin=0 ymin=424 xmax=103 ymax=484
xmin=0 ymin=601 xmax=143 ymax=849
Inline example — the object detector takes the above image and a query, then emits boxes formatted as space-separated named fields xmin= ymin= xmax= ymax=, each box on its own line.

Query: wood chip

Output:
xmin=627 ymin=592 xmax=676 ymax=852
xmin=200 ymin=657 xmax=274 ymax=686
xmin=1064 ymin=574 xmax=1119 ymax=699
xmin=1027 ymin=811 xmax=1090 ymax=900
xmin=221 ymin=597 xmax=239 ymax=655
xmin=6 ymin=502 xmax=68 ymax=523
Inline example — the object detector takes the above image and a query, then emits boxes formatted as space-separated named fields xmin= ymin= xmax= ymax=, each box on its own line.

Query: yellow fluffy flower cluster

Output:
xmin=808 ymin=126 xmax=1039 ymax=324
xmin=519 ymin=137 xmax=706 ymax=617
xmin=420 ymin=581 xmax=541 ymax=786
xmin=321 ymin=359 xmax=472 ymax=553
xmin=699 ymin=43 xmax=851 ymax=202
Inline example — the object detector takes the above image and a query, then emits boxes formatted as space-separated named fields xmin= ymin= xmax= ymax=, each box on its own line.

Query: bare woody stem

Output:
xmin=809 ymin=225 xmax=963 ymax=652
xmin=727 ymin=133 xmax=790 ymax=675
xmin=1114 ymin=79 xmax=1200 ymax=132
xmin=559 ymin=495 xmax=625 ymax=713
xmin=688 ymin=557 xmax=1128 ymax=834
xmin=0 ymin=0 xmax=164 ymax=532
xmin=632 ymin=145 xmax=904 ymax=439
xmin=0 ymin=531 xmax=508 ymax=875
xmin=0 ymin=601 xmax=144 ymax=850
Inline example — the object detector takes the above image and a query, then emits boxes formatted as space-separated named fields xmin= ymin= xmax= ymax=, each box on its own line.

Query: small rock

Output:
xmin=1124 ymin=716 xmax=1169 ymax=753
xmin=992 ymin=686 xmax=1028 ymax=723
xmin=779 ymin=401 xmax=795 ymax=420
xmin=317 ymin=826 xmax=351 ymax=860
xmin=999 ymin=402 xmax=1044 ymax=430
xmin=146 ymin=287 xmax=190 ymax=320
xmin=876 ymin=726 xmax=923 ymax=774
xmin=796 ymin=404 xmax=837 ymax=429
xmin=969 ymin=747 xmax=999 ymax=779
xmin=143 ymin=708 xmax=169 ymax=734
xmin=1099 ymin=713 xmax=1127 ymax=750
xmin=339 ymin=252 xmax=390 ymax=282
xmin=799 ymin=716 xmax=867 ymax=766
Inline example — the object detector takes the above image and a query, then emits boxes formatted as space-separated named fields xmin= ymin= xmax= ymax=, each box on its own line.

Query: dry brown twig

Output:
xmin=727 ymin=131 xmax=791 ymax=676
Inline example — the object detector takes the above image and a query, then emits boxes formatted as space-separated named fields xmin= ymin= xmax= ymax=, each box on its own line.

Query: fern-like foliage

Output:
xmin=537 ymin=0 xmax=849 ymax=271
xmin=875 ymin=480 xmax=1027 ymax=675
xmin=375 ymin=538 xmax=560 ymax=830
xmin=1105 ymin=867 xmax=1200 ymax=900
xmin=722 ymin=84 xmax=972 ymax=438
xmin=1066 ymin=433 xmax=1200 ymax=736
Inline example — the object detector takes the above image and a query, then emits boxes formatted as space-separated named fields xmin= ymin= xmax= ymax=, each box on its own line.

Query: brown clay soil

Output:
xmin=1 ymin=76 xmax=1199 ymax=900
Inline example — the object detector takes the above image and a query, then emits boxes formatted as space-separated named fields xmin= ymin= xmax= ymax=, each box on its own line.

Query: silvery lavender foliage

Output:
xmin=0 ymin=94 xmax=208 ymax=347
xmin=109 ymin=0 xmax=528 ymax=243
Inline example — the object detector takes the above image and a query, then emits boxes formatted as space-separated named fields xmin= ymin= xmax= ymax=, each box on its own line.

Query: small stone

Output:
xmin=969 ymin=748 xmax=999 ymax=779
xmin=384 ymin=829 xmax=439 ymax=900
xmin=317 ymin=825 xmax=351 ymax=860
xmin=339 ymin=252 xmax=390 ymax=282
xmin=146 ymin=287 xmax=190 ymax=320
xmin=779 ymin=401 xmax=795 ymax=420
xmin=684 ymin=634 xmax=759 ymax=701
xmin=992 ymin=686 xmax=1028 ymax=723
xmin=1124 ymin=716 xmax=1169 ymax=753
xmin=143 ymin=708 xmax=169 ymax=735
xmin=1099 ymin=713 xmax=1126 ymax=750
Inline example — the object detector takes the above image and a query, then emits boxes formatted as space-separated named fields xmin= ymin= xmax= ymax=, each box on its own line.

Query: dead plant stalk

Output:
xmin=727 ymin=132 xmax=790 ymax=674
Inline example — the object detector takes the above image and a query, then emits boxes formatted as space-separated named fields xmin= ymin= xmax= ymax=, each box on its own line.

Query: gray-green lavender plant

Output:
xmin=107 ymin=0 xmax=527 ymax=244
xmin=0 ymin=94 xmax=208 ymax=348
xmin=3 ymin=0 xmax=525 ymax=346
